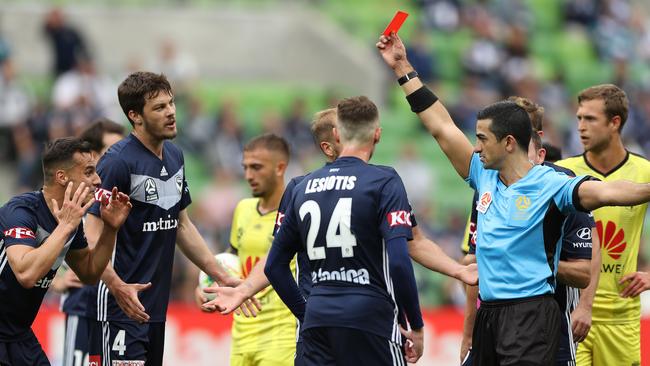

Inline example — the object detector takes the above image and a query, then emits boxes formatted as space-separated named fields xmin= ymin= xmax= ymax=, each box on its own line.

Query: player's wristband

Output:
xmin=406 ymin=86 xmax=438 ymax=113
xmin=397 ymin=71 xmax=418 ymax=86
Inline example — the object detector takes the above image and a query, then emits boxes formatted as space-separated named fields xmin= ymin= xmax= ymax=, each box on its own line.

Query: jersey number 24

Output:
xmin=299 ymin=198 xmax=357 ymax=260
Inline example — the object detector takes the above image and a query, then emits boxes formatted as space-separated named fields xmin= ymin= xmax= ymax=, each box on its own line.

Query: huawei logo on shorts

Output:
xmin=596 ymin=220 xmax=626 ymax=260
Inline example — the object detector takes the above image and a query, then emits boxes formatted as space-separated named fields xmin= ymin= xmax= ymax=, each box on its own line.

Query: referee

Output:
xmin=377 ymin=32 xmax=650 ymax=365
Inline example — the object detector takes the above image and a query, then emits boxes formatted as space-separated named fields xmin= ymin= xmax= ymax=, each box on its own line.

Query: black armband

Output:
xmin=406 ymin=86 xmax=438 ymax=113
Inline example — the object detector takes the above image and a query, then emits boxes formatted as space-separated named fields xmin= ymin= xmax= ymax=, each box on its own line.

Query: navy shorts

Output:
xmin=62 ymin=315 xmax=92 ymax=366
xmin=89 ymin=320 xmax=165 ymax=366
xmin=0 ymin=330 xmax=50 ymax=366
xmin=302 ymin=327 xmax=406 ymax=366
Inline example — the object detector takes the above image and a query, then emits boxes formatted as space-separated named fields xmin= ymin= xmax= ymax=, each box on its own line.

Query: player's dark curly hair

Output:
xmin=118 ymin=71 xmax=172 ymax=126
xmin=79 ymin=118 xmax=126 ymax=153
xmin=42 ymin=137 xmax=92 ymax=183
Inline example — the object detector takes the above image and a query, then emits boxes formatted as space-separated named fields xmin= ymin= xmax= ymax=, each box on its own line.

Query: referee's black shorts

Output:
xmin=472 ymin=294 xmax=560 ymax=366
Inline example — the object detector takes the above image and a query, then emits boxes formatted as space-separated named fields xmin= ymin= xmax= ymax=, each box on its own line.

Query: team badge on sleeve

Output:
xmin=387 ymin=210 xmax=412 ymax=227
xmin=3 ymin=227 xmax=36 ymax=239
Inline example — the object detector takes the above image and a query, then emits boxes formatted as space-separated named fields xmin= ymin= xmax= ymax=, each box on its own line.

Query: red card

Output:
xmin=383 ymin=11 xmax=409 ymax=36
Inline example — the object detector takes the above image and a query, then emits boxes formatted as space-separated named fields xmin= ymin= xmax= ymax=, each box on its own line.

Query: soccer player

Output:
xmin=84 ymin=72 xmax=239 ymax=366
xmin=0 ymin=137 xmax=131 ymax=365
xmin=265 ymin=96 xmax=424 ymax=365
xmin=459 ymin=98 xmax=601 ymax=366
xmin=217 ymin=133 xmax=297 ymax=366
xmin=51 ymin=118 xmax=126 ymax=366
xmin=377 ymin=32 xmax=650 ymax=365
xmin=556 ymin=84 xmax=650 ymax=366
xmin=207 ymin=107 xmax=478 ymax=364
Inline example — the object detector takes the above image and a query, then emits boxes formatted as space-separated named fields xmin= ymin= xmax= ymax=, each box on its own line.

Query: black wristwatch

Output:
xmin=397 ymin=71 xmax=419 ymax=85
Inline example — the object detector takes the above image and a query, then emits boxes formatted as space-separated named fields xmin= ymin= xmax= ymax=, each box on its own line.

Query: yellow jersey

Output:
xmin=229 ymin=198 xmax=297 ymax=353
xmin=557 ymin=152 xmax=650 ymax=323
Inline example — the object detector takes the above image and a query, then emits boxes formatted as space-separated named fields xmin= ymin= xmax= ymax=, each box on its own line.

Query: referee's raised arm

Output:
xmin=376 ymin=32 xmax=474 ymax=179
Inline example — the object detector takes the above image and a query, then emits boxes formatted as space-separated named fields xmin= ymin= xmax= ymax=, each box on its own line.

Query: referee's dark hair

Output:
xmin=42 ymin=137 xmax=92 ymax=184
xmin=243 ymin=133 xmax=290 ymax=162
xmin=477 ymin=101 xmax=532 ymax=152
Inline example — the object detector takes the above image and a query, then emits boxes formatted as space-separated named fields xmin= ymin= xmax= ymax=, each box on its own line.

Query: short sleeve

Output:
xmin=465 ymin=191 xmax=479 ymax=255
xmin=465 ymin=153 xmax=483 ymax=191
xmin=229 ymin=202 xmax=242 ymax=251
xmin=2 ymin=206 xmax=38 ymax=248
xmin=378 ymin=173 xmax=414 ymax=241
xmin=89 ymin=155 xmax=131 ymax=217
xmin=70 ymin=223 xmax=89 ymax=250
xmin=560 ymin=212 xmax=595 ymax=260
xmin=272 ymin=200 xmax=303 ymax=254
xmin=274 ymin=178 xmax=298 ymax=236
xmin=179 ymin=164 xmax=192 ymax=211
xmin=551 ymin=173 xmax=592 ymax=214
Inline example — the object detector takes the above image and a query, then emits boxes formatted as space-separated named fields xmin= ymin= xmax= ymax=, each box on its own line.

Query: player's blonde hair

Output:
xmin=311 ymin=108 xmax=337 ymax=146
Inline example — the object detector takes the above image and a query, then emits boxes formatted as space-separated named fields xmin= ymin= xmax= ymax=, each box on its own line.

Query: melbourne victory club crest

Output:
xmin=145 ymin=178 xmax=159 ymax=202
xmin=476 ymin=191 xmax=492 ymax=214
xmin=175 ymin=175 xmax=183 ymax=193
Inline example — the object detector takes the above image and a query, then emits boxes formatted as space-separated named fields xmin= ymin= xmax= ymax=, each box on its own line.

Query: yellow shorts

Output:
xmin=230 ymin=346 xmax=295 ymax=366
xmin=576 ymin=322 xmax=640 ymax=366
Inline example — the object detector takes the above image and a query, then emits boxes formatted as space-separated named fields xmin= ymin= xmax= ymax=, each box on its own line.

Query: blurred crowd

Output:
xmin=0 ymin=1 xmax=649 ymax=307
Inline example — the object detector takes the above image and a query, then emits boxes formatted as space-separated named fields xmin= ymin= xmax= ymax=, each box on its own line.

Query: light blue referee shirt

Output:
xmin=465 ymin=153 xmax=590 ymax=301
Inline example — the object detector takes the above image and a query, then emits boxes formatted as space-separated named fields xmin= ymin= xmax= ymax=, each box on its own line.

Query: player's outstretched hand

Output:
xmin=400 ymin=326 xmax=424 ymax=364
xmin=458 ymin=263 xmax=478 ymax=286
xmin=52 ymin=182 xmax=94 ymax=231
xmin=202 ymin=285 xmax=263 ymax=317
xmin=570 ymin=305 xmax=592 ymax=343
xmin=376 ymin=32 xmax=408 ymax=70
xmin=51 ymin=268 xmax=83 ymax=293
xmin=619 ymin=271 xmax=650 ymax=298
xmin=99 ymin=187 xmax=132 ymax=230
xmin=113 ymin=281 xmax=152 ymax=323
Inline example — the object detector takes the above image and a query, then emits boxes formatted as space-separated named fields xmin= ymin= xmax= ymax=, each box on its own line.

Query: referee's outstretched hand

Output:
xmin=400 ymin=326 xmax=424 ymax=363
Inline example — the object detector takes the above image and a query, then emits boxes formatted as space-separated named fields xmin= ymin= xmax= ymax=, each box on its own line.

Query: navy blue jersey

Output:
xmin=87 ymin=134 xmax=191 ymax=322
xmin=275 ymin=175 xmax=312 ymax=300
xmin=0 ymin=191 xmax=87 ymax=340
xmin=546 ymin=162 xmax=595 ymax=363
xmin=60 ymin=266 xmax=90 ymax=316
xmin=273 ymin=157 xmax=415 ymax=343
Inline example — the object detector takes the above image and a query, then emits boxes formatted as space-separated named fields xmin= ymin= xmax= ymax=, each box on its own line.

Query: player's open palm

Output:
xmin=113 ymin=281 xmax=152 ymax=323
xmin=202 ymin=285 xmax=262 ymax=317
xmin=376 ymin=32 xmax=407 ymax=70
xmin=99 ymin=187 xmax=132 ymax=230
xmin=52 ymin=182 xmax=94 ymax=230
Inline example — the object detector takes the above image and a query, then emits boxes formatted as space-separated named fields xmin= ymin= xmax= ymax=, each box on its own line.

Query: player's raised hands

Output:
xmin=52 ymin=182 xmax=94 ymax=231
xmin=619 ymin=271 xmax=650 ymax=298
xmin=112 ymin=281 xmax=152 ymax=323
xmin=99 ymin=187 xmax=132 ymax=230
xmin=376 ymin=32 xmax=408 ymax=70
xmin=400 ymin=326 xmax=424 ymax=363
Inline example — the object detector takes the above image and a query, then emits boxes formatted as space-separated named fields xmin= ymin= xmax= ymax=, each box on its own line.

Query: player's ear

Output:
xmin=128 ymin=110 xmax=143 ymax=126
xmin=54 ymin=169 xmax=68 ymax=187
xmin=609 ymin=115 xmax=622 ymax=133
xmin=374 ymin=127 xmax=382 ymax=144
